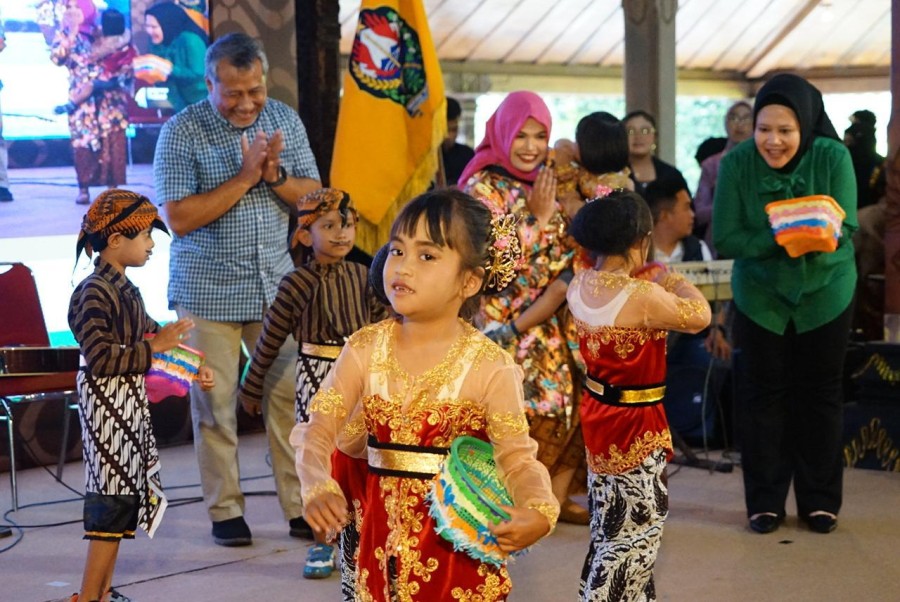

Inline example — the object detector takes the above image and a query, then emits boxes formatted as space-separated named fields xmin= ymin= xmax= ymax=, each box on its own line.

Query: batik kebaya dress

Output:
xmin=567 ymin=269 xmax=709 ymax=602
xmin=291 ymin=319 xmax=559 ymax=602
xmin=464 ymin=169 xmax=575 ymax=420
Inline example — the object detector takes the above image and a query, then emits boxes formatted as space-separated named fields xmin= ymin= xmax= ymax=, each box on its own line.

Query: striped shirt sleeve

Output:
xmin=68 ymin=277 xmax=154 ymax=377
xmin=241 ymin=270 xmax=314 ymax=402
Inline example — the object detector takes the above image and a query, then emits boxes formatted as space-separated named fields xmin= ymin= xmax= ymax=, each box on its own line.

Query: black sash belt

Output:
xmin=366 ymin=435 xmax=449 ymax=479
xmin=584 ymin=374 xmax=666 ymax=407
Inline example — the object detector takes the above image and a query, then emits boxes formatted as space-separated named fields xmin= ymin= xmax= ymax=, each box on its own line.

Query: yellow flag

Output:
xmin=330 ymin=0 xmax=446 ymax=253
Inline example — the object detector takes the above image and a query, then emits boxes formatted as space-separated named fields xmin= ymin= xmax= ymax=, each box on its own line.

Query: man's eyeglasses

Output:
xmin=627 ymin=127 xmax=656 ymax=136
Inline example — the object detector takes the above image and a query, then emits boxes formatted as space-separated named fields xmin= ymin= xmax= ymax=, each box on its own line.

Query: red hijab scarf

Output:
xmin=457 ymin=91 xmax=552 ymax=187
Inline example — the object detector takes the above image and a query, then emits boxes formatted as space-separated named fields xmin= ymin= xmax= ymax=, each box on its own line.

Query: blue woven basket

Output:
xmin=427 ymin=436 xmax=520 ymax=566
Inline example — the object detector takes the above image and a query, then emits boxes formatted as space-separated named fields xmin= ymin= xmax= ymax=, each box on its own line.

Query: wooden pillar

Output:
xmin=210 ymin=0 xmax=300 ymax=110
xmin=622 ymin=0 xmax=678 ymax=164
xmin=885 ymin=0 xmax=900 ymax=341
xmin=295 ymin=0 xmax=341 ymax=185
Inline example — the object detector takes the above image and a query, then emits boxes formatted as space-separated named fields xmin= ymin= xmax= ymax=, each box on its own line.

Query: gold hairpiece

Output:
xmin=485 ymin=213 xmax=521 ymax=290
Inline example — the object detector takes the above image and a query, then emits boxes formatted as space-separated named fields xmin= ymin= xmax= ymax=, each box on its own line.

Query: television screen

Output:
xmin=0 ymin=0 xmax=209 ymax=141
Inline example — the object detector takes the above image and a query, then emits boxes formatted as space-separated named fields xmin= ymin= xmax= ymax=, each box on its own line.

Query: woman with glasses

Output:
xmin=694 ymin=101 xmax=753 ymax=255
xmin=623 ymin=110 xmax=690 ymax=200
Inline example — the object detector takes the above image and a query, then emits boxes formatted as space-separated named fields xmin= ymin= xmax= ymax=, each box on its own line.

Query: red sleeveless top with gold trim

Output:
xmin=291 ymin=319 xmax=559 ymax=602
xmin=567 ymin=270 xmax=706 ymax=475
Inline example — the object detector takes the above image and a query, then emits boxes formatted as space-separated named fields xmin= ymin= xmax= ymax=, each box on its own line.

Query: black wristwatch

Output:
xmin=267 ymin=166 xmax=288 ymax=188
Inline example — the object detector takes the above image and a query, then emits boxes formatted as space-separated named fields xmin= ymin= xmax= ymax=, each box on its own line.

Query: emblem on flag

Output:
xmin=349 ymin=7 xmax=428 ymax=116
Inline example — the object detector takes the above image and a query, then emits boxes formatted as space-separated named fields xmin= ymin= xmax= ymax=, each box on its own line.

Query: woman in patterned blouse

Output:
xmin=459 ymin=91 xmax=586 ymax=523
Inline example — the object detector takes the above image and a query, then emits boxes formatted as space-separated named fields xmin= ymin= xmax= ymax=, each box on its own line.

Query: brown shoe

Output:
xmin=559 ymin=500 xmax=590 ymax=525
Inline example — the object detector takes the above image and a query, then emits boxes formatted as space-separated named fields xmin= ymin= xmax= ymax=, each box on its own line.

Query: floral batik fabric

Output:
xmin=463 ymin=169 xmax=575 ymax=420
xmin=579 ymin=449 xmax=668 ymax=602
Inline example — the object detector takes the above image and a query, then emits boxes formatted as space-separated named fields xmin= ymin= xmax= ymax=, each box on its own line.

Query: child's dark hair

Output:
xmin=368 ymin=243 xmax=391 ymax=307
xmin=643 ymin=177 xmax=683 ymax=223
xmin=576 ymin=112 xmax=629 ymax=175
xmin=101 ymin=9 xmax=126 ymax=37
xmin=447 ymin=97 xmax=462 ymax=121
xmin=390 ymin=189 xmax=493 ymax=319
xmin=92 ymin=229 xmax=140 ymax=253
xmin=571 ymin=189 xmax=653 ymax=256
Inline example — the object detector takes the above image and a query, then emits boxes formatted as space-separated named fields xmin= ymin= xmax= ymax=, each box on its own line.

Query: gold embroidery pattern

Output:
xmin=852 ymin=353 xmax=900 ymax=384
xmin=348 ymin=321 xmax=384 ymax=349
xmin=376 ymin=476 xmax=439 ymax=602
xmin=309 ymin=387 xmax=347 ymax=419
xmin=586 ymin=429 xmax=673 ymax=475
xmin=362 ymin=321 xmax=499 ymax=447
xmin=660 ymin=271 xmax=688 ymax=292
xmin=587 ymin=271 xmax=652 ymax=297
xmin=357 ymin=567 xmax=375 ymax=602
xmin=301 ymin=479 xmax=343 ymax=506
xmin=675 ymin=298 xmax=708 ymax=329
xmin=486 ymin=411 xmax=529 ymax=441
xmin=575 ymin=321 xmax=666 ymax=360
xmin=343 ymin=415 xmax=367 ymax=439
xmin=450 ymin=563 xmax=512 ymax=601
xmin=528 ymin=501 xmax=560 ymax=533
xmin=364 ymin=394 xmax=488 ymax=447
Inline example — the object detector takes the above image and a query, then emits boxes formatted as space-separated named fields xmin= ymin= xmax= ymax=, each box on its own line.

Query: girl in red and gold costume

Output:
xmin=566 ymin=190 xmax=711 ymax=601
xmin=291 ymin=189 xmax=559 ymax=601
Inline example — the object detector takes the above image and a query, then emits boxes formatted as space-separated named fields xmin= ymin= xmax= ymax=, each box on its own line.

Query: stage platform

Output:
xmin=2 ymin=165 xmax=899 ymax=601
xmin=0 ymin=164 xmax=177 ymax=339
xmin=1 ymin=433 xmax=898 ymax=602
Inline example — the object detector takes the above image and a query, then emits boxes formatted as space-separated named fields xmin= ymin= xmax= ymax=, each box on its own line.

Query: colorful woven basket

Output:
xmin=765 ymin=195 xmax=845 ymax=258
xmin=427 ymin=436 xmax=521 ymax=566
xmin=134 ymin=54 xmax=173 ymax=84
xmin=146 ymin=342 xmax=204 ymax=403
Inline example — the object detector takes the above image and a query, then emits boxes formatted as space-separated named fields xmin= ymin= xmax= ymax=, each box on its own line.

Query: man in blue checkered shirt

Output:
xmin=154 ymin=32 xmax=321 ymax=547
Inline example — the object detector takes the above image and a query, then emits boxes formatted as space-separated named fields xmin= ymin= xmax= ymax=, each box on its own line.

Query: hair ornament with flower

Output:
xmin=485 ymin=213 xmax=521 ymax=291
xmin=468 ymin=183 xmax=522 ymax=291
xmin=585 ymin=184 xmax=627 ymax=203
xmin=586 ymin=183 xmax=616 ymax=203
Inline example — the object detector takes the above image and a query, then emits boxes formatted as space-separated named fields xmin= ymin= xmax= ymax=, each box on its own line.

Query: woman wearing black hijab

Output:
xmin=713 ymin=74 xmax=857 ymax=535
xmin=141 ymin=2 xmax=209 ymax=112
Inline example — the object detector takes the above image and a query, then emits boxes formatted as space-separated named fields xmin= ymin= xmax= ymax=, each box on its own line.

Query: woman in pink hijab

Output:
xmin=461 ymin=91 xmax=587 ymax=524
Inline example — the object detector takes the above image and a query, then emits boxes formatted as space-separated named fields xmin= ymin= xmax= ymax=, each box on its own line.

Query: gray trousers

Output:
xmin=176 ymin=305 xmax=304 ymax=523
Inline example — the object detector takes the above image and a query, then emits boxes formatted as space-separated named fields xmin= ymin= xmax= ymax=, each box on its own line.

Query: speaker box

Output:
xmin=663 ymin=365 xmax=719 ymax=446
xmin=851 ymin=342 xmax=900 ymax=403
xmin=148 ymin=394 xmax=194 ymax=447
xmin=0 ymin=397 xmax=82 ymax=472
xmin=1 ymin=392 xmax=267 ymax=474
xmin=842 ymin=402 xmax=900 ymax=471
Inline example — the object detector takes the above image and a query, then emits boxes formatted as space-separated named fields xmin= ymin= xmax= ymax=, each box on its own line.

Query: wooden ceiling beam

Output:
xmin=743 ymin=0 xmax=822 ymax=79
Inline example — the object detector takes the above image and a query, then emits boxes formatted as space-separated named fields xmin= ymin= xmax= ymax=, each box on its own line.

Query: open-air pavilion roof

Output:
xmin=337 ymin=0 xmax=891 ymax=93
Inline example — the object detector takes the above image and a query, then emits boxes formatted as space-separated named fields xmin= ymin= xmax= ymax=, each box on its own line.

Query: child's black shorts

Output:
xmin=83 ymin=492 xmax=139 ymax=541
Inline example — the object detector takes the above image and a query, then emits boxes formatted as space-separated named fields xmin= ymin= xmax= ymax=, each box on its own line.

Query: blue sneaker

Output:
xmin=303 ymin=543 xmax=335 ymax=579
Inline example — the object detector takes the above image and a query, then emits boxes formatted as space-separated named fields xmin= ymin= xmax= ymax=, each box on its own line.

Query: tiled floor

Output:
xmin=3 ymin=165 xmax=899 ymax=601
xmin=1 ymin=432 xmax=898 ymax=602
